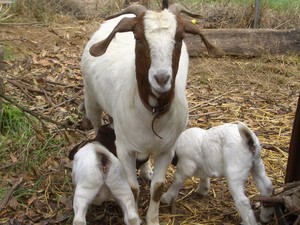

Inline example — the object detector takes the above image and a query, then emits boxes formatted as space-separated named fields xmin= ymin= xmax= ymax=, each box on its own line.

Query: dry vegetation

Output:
xmin=0 ymin=0 xmax=299 ymax=224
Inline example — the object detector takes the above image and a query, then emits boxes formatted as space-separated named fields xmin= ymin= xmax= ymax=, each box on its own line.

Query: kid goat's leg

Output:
xmin=227 ymin=178 xmax=258 ymax=225
xmin=110 ymin=184 xmax=140 ymax=225
xmin=73 ymin=186 xmax=99 ymax=225
xmin=251 ymin=158 xmax=274 ymax=223
xmin=161 ymin=165 xmax=191 ymax=205
xmin=195 ymin=176 xmax=210 ymax=196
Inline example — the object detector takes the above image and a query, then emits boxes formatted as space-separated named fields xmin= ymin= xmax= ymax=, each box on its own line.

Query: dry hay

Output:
xmin=0 ymin=19 xmax=299 ymax=225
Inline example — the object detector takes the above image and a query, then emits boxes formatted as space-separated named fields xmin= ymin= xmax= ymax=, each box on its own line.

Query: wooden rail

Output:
xmin=185 ymin=28 xmax=300 ymax=57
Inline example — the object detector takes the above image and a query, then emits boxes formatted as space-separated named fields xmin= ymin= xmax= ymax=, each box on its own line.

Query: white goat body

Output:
xmin=72 ymin=142 xmax=140 ymax=225
xmin=81 ymin=14 xmax=189 ymax=147
xmin=81 ymin=11 xmax=189 ymax=225
xmin=80 ymin=2 xmax=223 ymax=223
xmin=161 ymin=122 xmax=274 ymax=225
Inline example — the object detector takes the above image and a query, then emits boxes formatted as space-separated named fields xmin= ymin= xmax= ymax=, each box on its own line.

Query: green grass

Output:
xmin=0 ymin=104 xmax=32 ymax=134
xmin=181 ymin=0 xmax=300 ymax=11
xmin=0 ymin=103 xmax=64 ymax=159
xmin=264 ymin=0 xmax=299 ymax=11
xmin=1 ymin=45 xmax=13 ymax=61
xmin=0 ymin=103 xmax=71 ymax=206
xmin=1 ymin=104 xmax=36 ymax=171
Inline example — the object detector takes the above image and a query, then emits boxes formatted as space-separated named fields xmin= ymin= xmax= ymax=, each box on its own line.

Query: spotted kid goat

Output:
xmin=80 ymin=3 xmax=222 ymax=225
xmin=161 ymin=122 xmax=274 ymax=225
xmin=69 ymin=124 xmax=140 ymax=225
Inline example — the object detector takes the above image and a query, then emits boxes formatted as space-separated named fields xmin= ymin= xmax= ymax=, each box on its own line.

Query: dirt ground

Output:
xmin=0 ymin=15 xmax=299 ymax=225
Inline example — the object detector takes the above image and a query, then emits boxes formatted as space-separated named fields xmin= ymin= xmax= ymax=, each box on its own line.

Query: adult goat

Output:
xmin=81 ymin=3 xmax=222 ymax=225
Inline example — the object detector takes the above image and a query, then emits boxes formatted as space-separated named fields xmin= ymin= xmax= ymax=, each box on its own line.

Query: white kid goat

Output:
xmin=69 ymin=124 xmax=140 ymax=225
xmin=161 ymin=122 xmax=274 ymax=225
xmin=80 ymin=3 xmax=222 ymax=225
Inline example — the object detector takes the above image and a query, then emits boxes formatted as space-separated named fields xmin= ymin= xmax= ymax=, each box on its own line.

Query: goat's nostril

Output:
xmin=154 ymin=74 xmax=170 ymax=86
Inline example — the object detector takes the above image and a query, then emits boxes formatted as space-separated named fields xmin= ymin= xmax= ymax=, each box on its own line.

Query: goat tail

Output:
xmin=94 ymin=144 xmax=111 ymax=174
xmin=237 ymin=122 xmax=260 ymax=155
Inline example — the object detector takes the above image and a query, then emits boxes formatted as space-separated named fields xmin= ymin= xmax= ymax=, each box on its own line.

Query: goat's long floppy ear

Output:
xmin=90 ymin=17 xmax=137 ymax=57
xmin=183 ymin=20 xmax=223 ymax=57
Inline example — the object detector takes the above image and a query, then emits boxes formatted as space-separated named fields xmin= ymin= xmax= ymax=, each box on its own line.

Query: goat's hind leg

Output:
xmin=84 ymin=86 xmax=103 ymax=133
xmin=72 ymin=186 xmax=99 ymax=225
xmin=227 ymin=178 xmax=258 ymax=225
xmin=111 ymin=187 xmax=140 ymax=225
xmin=251 ymin=158 xmax=274 ymax=223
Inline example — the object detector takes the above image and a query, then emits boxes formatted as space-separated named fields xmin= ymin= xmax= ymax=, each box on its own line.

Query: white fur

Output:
xmin=81 ymin=11 xmax=189 ymax=225
xmin=145 ymin=10 xmax=177 ymax=93
xmin=72 ymin=142 xmax=140 ymax=225
xmin=161 ymin=122 xmax=274 ymax=225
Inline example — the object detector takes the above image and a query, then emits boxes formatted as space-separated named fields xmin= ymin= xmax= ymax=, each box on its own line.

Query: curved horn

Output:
xmin=168 ymin=3 xmax=202 ymax=18
xmin=105 ymin=3 xmax=147 ymax=20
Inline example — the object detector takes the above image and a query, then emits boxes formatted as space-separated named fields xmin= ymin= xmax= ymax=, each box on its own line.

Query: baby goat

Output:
xmin=161 ymin=122 xmax=274 ymax=225
xmin=69 ymin=124 xmax=140 ymax=225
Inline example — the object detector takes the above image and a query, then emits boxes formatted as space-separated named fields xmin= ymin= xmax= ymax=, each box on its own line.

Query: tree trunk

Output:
xmin=185 ymin=28 xmax=300 ymax=57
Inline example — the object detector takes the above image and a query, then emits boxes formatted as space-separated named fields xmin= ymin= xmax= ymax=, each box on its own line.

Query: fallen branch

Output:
xmin=0 ymin=177 xmax=23 ymax=211
xmin=0 ymin=92 xmax=70 ymax=128
xmin=252 ymin=195 xmax=283 ymax=205
xmin=7 ymin=79 xmax=44 ymax=95
xmin=252 ymin=181 xmax=300 ymax=222
xmin=0 ymin=162 xmax=17 ymax=171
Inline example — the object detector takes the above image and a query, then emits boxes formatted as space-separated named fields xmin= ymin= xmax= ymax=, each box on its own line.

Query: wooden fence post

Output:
xmin=253 ymin=0 xmax=261 ymax=28
xmin=285 ymin=93 xmax=300 ymax=183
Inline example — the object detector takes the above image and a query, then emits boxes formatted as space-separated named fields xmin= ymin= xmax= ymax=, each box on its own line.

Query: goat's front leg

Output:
xmin=117 ymin=147 xmax=139 ymax=201
xmin=146 ymin=152 xmax=172 ymax=225
xmin=161 ymin=167 xmax=190 ymax=205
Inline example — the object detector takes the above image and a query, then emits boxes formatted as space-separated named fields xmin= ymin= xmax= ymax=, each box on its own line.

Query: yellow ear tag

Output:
xmin=191 ymin=19 xmax=197 ymax=24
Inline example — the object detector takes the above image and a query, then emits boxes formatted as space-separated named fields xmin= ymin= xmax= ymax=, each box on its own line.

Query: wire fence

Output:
xmin=0 ymin=0 xmax=299 ymax=28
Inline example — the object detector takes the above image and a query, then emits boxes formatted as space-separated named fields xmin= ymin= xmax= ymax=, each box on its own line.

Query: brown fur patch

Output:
xmin=93 ymin=124 xmax=116 ymax=156
xmin=131 ymin=187 xmax=139 ymax=202
xmin=152 ymin=182 xmax=164 ymax=202
xmin=245 ymin=132 xmax=255 ymax=154
xmin=68 ymin=139 xmax=89 ymax=160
